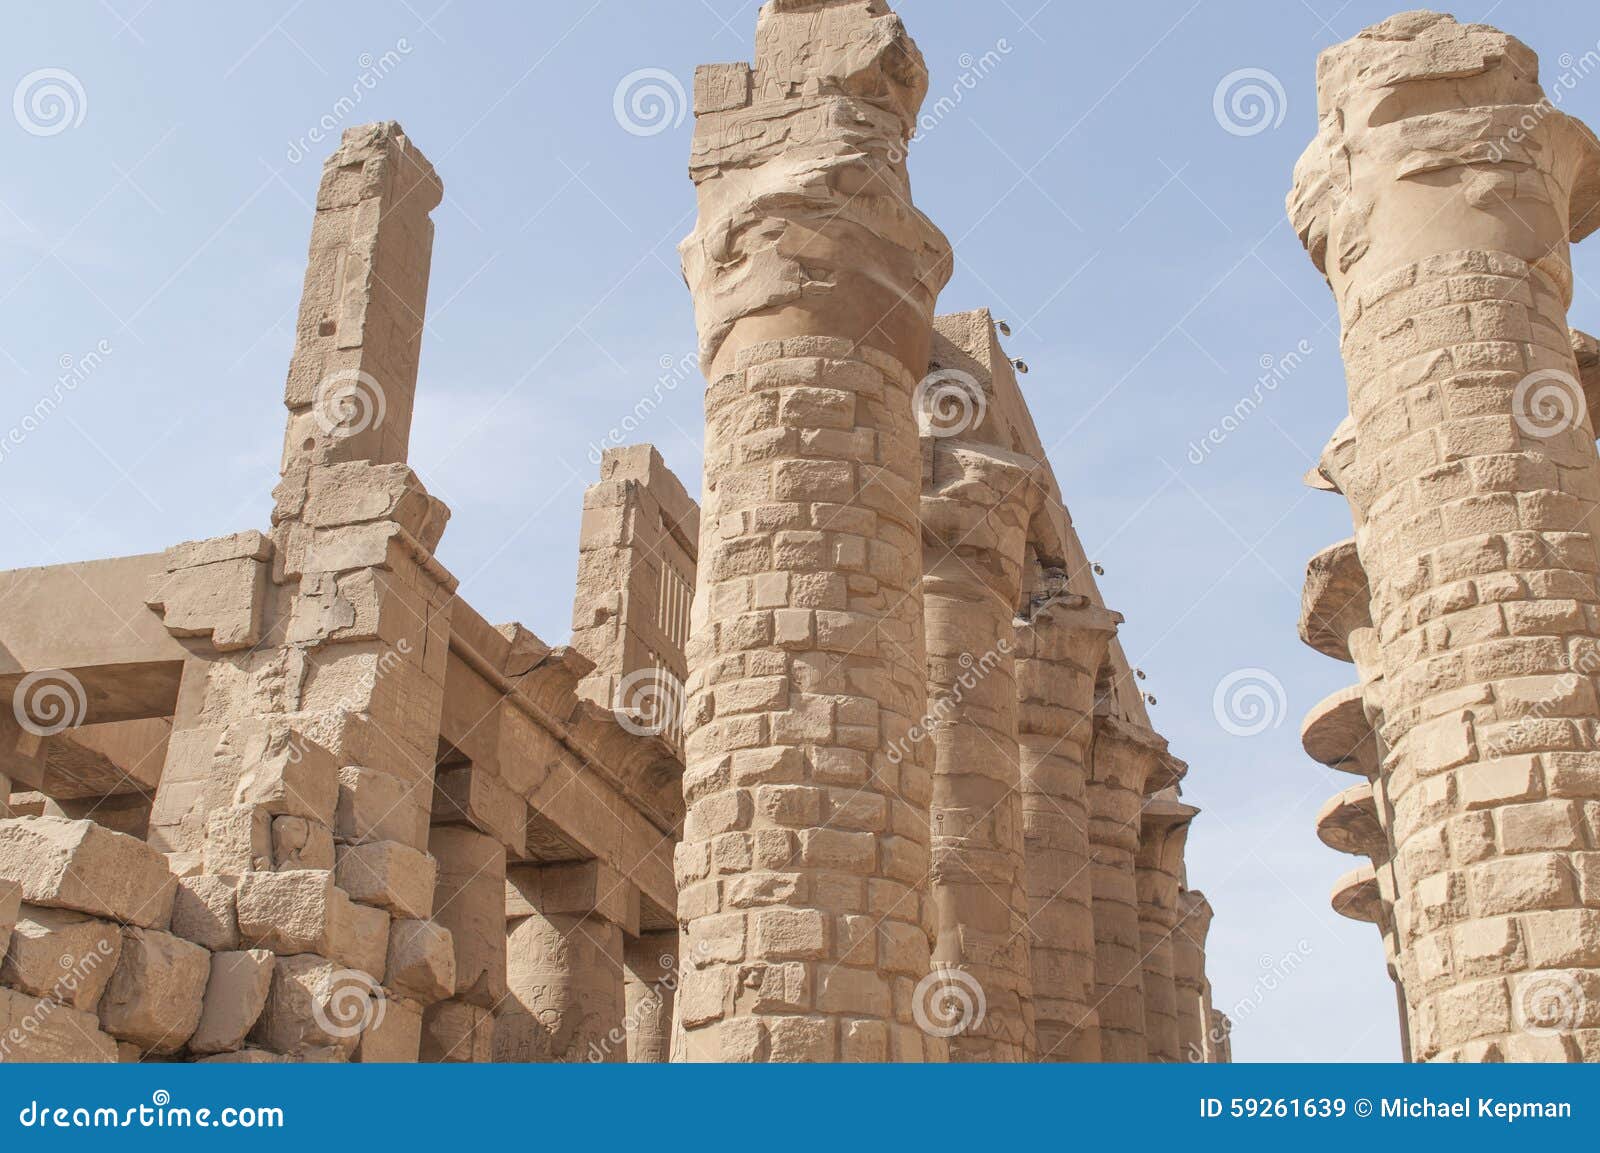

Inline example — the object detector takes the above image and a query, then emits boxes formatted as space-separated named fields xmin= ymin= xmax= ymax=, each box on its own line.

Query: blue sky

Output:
xmin=5 ymin=1 xmax=1600 ymax=1061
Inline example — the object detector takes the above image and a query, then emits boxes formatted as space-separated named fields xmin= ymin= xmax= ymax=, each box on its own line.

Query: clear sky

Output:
xmin=5 ymin=0 xmax=1600 ymax=1062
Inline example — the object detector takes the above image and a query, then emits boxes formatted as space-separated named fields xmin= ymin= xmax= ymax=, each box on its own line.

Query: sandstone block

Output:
xmin=272 ymin=815 xmax=335 ymax=870
xmin=0 ymin=985 xmax=118 ymax=1062
xmin=335 ymin=840 xmax=436 ymax=918
xmin=235 ymin=868 xmax=389 ymax=976
xmin=1 ymin=905 xmax=122 ymax=1011
xmin=170 ymin=874 xmax=240 ymax=951
xmin=0 ymin=880 xmax=16 ymax=958
xmin=228 ymin=721 xmax=338 ymax=825
xmin=202 ymin=805 xmax=272 ymax=874
xmin=97 ymin=927 xmax=210 ymax=1055
xmin=0 ymin=817 xmax=176 ymax=929
xmin=419 ymin=1000 xmax=494 ymax=1062
xmin=188 ymin=949 xmax=275 ymax=1055
xmin=353 ymin=994 xmax=422 ymax=1062
xmin=385 ymin=918 xmax=455 ymax=1003
xmin=249 ymin=953 xmax=364 ymax=1058
xmin=337 ymin=765 xmax=429 ymax=847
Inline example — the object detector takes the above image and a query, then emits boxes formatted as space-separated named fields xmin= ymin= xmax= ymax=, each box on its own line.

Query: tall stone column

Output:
xmin=497 ymin=862 xmax=632 ymax=1063
xmin=1087 ymin=714 xmax=1178 ymax=1061
xmin=624 ymin=930 xmax=679 ymax=1063
xmin=421 ymin=825 xmax=503 ymax=1062
xmin=141 ymin=122 xmax=455 ymax=1061
xmin=675 ymin=0 xmax=952 ymax=1062
xmin=1172 ymin=889 xmax=1213 ymax=1063
xmin=1135 ymin=791 xmax=1196 ymax=1063
xmin=921 ymin=441 xmax=1037 ymax=1061
xmin=1290 ymin=12 xmax=1600 ymax=1061
xmin=1014 ymin=587 xmax=1120 ymax=1062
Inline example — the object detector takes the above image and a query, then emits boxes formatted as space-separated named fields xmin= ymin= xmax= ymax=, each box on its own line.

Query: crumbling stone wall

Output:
xmin=1 ymin=1 xmax=1228 ymax=1066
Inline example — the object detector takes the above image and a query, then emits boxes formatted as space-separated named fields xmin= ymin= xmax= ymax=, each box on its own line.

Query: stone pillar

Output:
xmin=1014 ymin=588 xmax=1119 ymax=1062
xmin=1173 ymin=889 xmax=1214 ymax=1064
xmin=1135 ymin=792 xmax=1197 ymax=1063
xmin=1208 ymin=1009 xmax=1232 ymax=1063
xmin=921 ymin=441 xmax=1037 ymax=1061
xmin=496 ymin=861 xmax=632 ymax=1063
xmin=139 ymin=122 xmax=453 ymax=1062
xmin=0 ymin=776 xmax=11 ymax=819
xmin=1290 ymin=12 xmax=1600 ymax=1061
xmin=624 ymin=930 xmax=679 ymax=1063
xmin=421 ymin=826 xmax=503 ymax=1062
xmin=674 ymin=0 xmax=952 ymax=1062
xmin=1086 ymin=714 xmax=1175 ymax=1061
xmin=571 ymin=445 xmax=699 ymax=744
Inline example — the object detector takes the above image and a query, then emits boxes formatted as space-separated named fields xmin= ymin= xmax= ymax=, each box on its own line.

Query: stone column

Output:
xmin=1290 ymin=12 xmax=1600 ymax=1061
xmin=624 ymin=930 xmax=679 ymax=1063
xmin=496 ymin=861 xmax=632 ymax=1063
xmin=1173 ymin=889 xmax=1214 ymax=1064
xmin=421 ymin=825 xmax=503 ymax=1062
xmin=570 ymin=445 xmax=700 ymax=740
xmin=139 ymin=122 xmax=454 ymax=1062
xmin=1086 ymin=714 xmax=1175 ymax=1061
xmin=1135 ymin=791 xmax=1196 ymax=1063
xmin=1014 ymin=588 xmax=1119 ymax=1062
xmin=675 ymin=0 xmax=952 ymax=1062
xmin=921 ymin=441 xmax=1037 ymax=1061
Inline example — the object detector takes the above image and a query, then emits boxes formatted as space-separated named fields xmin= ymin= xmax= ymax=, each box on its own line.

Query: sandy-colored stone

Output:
xmin=97 ymin=926 xmax=210 ymax=1055
xmin=0 ymin=817 xmax=175 ymax=929
xmin=1 ymin=905 xmax=122 ymax=1011
xmin=187 ymin=949 xmax=275 ymax=1055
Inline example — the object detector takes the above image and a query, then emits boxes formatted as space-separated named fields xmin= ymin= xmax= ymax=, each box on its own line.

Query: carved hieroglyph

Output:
xmin=1291 ymin=11 xmax=1600 ymax=1061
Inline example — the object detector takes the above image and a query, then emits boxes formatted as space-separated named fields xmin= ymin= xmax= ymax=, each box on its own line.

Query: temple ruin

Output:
xmin=0 ymin=0 xmax=1229 ymax=1063
xmin=1292 ymin=11 xmax=1600 ymax=1061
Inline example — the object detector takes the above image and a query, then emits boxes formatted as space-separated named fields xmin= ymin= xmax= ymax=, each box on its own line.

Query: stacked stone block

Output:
xmin=674 ymin=0 xmax=954 ymax=1061
xmin=1290 ymin=11 xmax=1600 ymax=1060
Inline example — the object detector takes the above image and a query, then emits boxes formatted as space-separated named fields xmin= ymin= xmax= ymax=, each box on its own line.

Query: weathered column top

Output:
xmin=1287 ymin=10 xmax=1600 ymax=298
xmin=679 ymin=0 xmax=953 ymax=378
